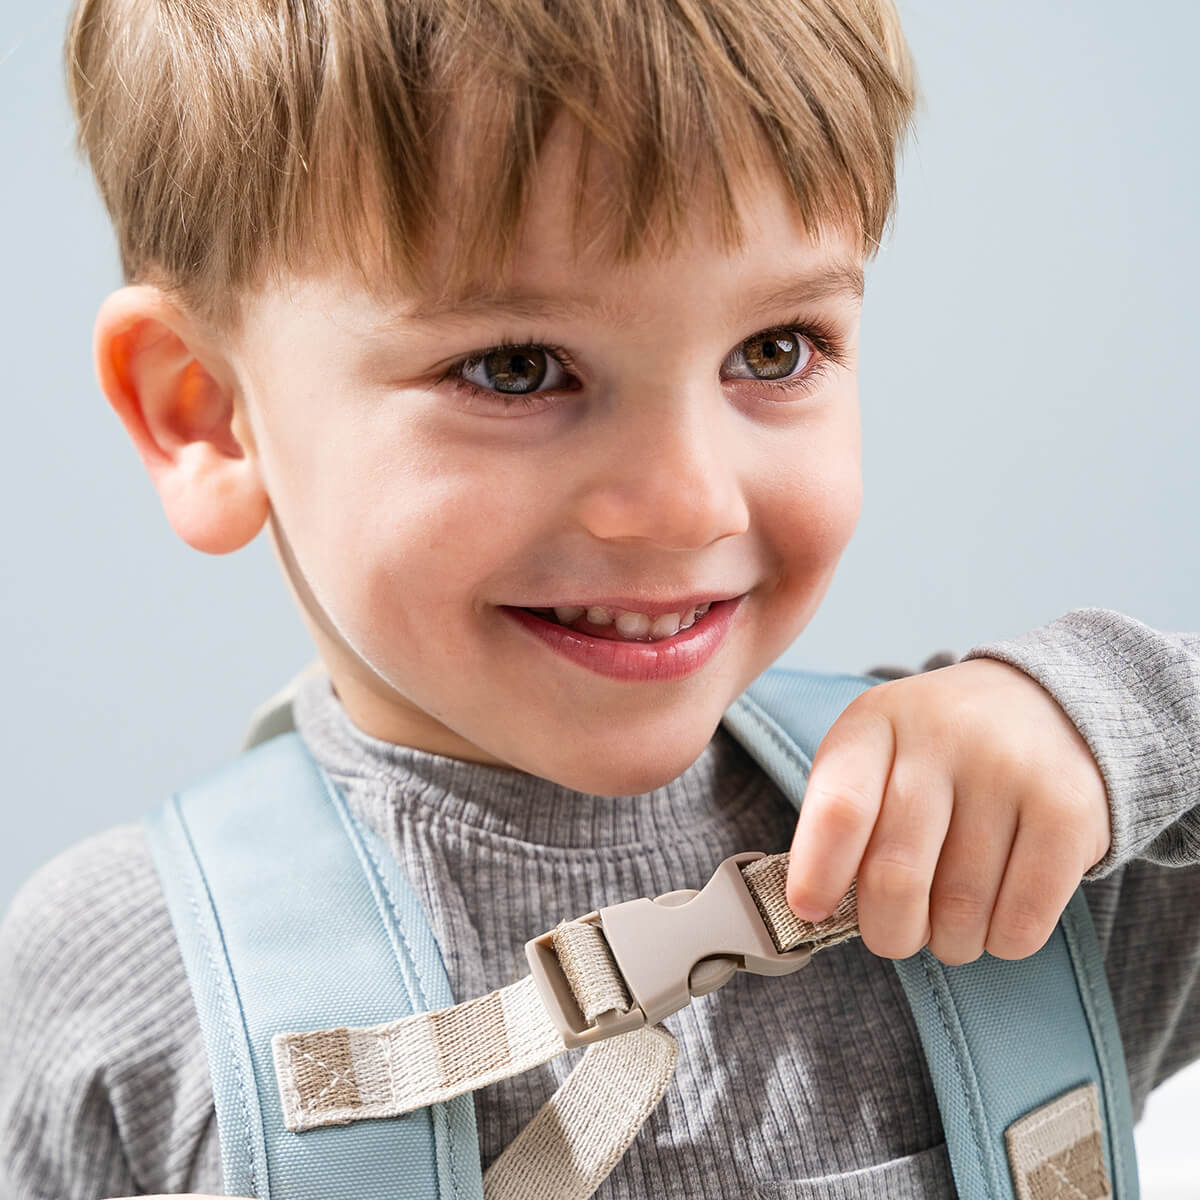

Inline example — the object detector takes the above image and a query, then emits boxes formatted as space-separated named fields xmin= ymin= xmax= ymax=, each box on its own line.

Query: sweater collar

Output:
xmin=292 ymin=673 xmax=767 ymax=850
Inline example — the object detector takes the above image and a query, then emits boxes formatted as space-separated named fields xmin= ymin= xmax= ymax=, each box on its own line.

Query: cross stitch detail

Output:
xmin=1005 ymin=1084 xmax=1112 ymax=1200
xmin=1025 ymin=1133 xmax=1110 ymax=1200
xmin=289 ymin=1028 xmax=362 ymax=1111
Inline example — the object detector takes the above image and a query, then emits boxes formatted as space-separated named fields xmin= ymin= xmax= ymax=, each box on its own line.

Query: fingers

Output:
xmin=855 ymin=757 xmax=954 ymax=959
xmin=785 ymin=664 xmax=1102 ymax=967
xmin=925 ymin=786 xmax=1018 ymax=965
xmin=985 ymin=802 xmax=1093 ymax=960
xmin=785 ymin=704 xmax=895 ymax=920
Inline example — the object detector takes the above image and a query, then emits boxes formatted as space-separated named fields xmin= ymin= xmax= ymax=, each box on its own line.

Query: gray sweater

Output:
xmin=2 ymin=609 xmax=1198 ymax=1199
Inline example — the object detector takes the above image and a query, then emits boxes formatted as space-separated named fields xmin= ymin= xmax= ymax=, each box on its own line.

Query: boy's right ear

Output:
xmin=94 ymin=286 xmax=269 ymax=554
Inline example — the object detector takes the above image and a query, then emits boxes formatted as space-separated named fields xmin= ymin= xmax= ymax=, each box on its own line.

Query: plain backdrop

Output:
xmin=1 ymin=0 xmax=1197 ymax=1193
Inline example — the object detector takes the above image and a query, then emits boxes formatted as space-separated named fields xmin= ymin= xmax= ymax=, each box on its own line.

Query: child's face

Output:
xmin=229 ymin=128 xmax=865 ymax=793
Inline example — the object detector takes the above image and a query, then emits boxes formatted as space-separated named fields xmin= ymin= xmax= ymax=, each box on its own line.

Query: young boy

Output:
xmin=2 ymin=0 xmax=1198 ymax=1196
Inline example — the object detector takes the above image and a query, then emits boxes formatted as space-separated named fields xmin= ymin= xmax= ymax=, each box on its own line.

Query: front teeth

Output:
xmin=547 ymin=602 xmax=713 ymax=641
xmin=615 ymin=611 xmax=652 ymax=638
xmin=649 ymin=612 xmax=681 ymax=638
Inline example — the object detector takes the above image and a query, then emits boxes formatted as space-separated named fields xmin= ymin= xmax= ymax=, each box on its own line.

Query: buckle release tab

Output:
xmin=526 ymin=851 xmax=812 ymax=1047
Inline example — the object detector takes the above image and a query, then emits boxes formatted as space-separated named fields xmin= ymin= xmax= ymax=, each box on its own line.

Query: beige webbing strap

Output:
xmin=274 ymin=975 xmax=566 ymax=1131
xmin=482 ymin=1025 xmax=678 ymax=1200
xmin=551 ymin=919 xmax=632 ymax=1020
xmin=742 ymin=854 xmax=860 ymax=954
xmin=274 ymin=851 xmax=859 ymax=1133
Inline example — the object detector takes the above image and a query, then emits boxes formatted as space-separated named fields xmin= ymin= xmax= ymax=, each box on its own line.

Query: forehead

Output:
xmin=354 ymin=113 xmax=865 ymax=334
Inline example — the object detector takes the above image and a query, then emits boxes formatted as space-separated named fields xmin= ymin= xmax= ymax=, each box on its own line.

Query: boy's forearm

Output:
xmin=963 ymin=608 xmax=1200 ymax=877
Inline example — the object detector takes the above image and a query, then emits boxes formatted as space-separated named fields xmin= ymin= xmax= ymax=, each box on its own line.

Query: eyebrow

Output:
xmin=389 ymin=260 xmax=865 ymax=330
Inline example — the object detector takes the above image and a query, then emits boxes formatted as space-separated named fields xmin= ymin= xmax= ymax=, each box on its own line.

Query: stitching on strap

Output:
xmin=918 ymin=951 xmax=996 ymax=1198
xmin=323 ymin=779 xmax=432 ymax=1009
xmin=329 ymin=783 xmax=470 ymax=1200
xmin=1018 ymin=1089 xmax=1090 ymax=1138
xmin=1059 ymin=903 xmax=1127 ymax=1193
xmin=289 ymin=1044 xmax=358 ymax=1108
xmin=186 ymin=887 xmax=261 ymax=1196
xmin=733 ymin=694 xmax=816 ymax=776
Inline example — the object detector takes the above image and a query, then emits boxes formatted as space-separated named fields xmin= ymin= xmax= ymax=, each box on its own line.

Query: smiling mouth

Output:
xmin=521 ymin=602 xmax=715 ymax=642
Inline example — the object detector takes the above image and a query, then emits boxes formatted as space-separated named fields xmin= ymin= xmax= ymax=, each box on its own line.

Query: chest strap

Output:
xmin=272 ymin=850 xmax=859 ymax=1127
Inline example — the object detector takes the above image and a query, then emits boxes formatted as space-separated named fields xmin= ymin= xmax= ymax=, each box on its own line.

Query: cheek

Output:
xmin=763 ymin=411 xmax=863 ymax=570
xmin=319 ymin=447 xmax=548 ymax=635
xmin=756 ymin=455 xmax=861 ymax=663
xmin=801 ymin=461 xmax=863 ymax=561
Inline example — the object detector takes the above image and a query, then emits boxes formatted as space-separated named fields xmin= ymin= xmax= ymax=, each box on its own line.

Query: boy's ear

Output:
xmin=94 ymin=286 xmax=269 ymax=554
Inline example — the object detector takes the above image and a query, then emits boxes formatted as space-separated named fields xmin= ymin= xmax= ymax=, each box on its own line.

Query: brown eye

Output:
xmin=740 ymin=332 xmax=806 ymax=381
xmin=480 ymin=347 xmax=548 ymax=393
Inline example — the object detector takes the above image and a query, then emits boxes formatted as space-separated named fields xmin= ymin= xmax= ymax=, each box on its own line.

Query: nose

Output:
xmin=575 ymin=394 xmax=751 ymax=550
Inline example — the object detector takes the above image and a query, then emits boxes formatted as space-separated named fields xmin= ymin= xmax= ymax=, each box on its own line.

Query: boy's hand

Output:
xmin=785 ymin=659 xmax=1112 ymax=965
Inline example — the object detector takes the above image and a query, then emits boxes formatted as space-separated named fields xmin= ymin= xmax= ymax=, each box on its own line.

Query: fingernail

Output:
xmin=789 ymin=903 xmax=830 ymax=923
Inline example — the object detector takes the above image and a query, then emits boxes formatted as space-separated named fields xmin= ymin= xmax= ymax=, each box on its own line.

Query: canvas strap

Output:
xmin=480 ymin=1024 xmax=678 ymax=1200
xmin=273 ymin=852 xmax=858 ymax=1130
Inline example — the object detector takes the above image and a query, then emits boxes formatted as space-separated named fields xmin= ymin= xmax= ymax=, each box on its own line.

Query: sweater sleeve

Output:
xmin=962 ymin=609 xmax=1200 ymax=1109
xmin=962 ymin=608 xmax=1200 ymax=877
xmin=0 ymin=826 xmax=217 ymax=1199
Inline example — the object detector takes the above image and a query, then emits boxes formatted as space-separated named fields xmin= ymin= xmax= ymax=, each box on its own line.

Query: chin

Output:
xmin=532 ymin=729 xmax=717 ymax=798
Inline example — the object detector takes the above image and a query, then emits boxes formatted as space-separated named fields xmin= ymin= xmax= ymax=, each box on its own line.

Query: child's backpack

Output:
xmin=144 ymin=667 xmax=1139 ymax=1200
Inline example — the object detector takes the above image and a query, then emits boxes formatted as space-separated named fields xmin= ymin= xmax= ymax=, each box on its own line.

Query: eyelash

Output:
xmin=438 ymin=316 xmax=848 ymax=411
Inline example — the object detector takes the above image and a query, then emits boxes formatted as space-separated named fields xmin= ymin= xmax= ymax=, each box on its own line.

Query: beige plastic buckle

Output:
xmin=526 ymin=851 xmax=812 ymax=1047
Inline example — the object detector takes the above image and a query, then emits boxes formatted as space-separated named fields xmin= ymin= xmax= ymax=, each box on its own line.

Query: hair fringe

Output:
xmin=66 ymin=0 xmax=918 ymax=331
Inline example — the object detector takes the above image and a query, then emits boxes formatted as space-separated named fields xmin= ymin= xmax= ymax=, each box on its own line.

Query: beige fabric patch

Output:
xmin=1005 ymin=1083 xmax=1112 ymax=1200
xmin=274 ymin=974 xmax=567 ymax=1131
xmin=284 ymin=1027 xmax=361 ymax=1114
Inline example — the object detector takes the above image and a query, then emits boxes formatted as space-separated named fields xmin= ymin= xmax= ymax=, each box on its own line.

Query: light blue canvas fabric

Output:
xmin=145 ymin=667 xmax=1138 ymax=1199
xmin=144 ymin=733 xmax=484 ymax=1200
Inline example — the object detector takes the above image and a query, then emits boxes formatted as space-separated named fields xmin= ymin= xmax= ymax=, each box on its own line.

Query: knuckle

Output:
xmin=926 ymin=703 xmax=967 ymax=747
xmin=887 ymin=671 xmax=967 ymax=736
xmin=830 ymin=698 xmax=897 ymax=753
xmin=845 ymin=686 xmax=893 ymax=718
xmin=1005 ymin=899 xmax=1047 ymax=938
xmin=861 ymin=848 xmax=927 ymax=901
xmin=930 ymin=887 xmax=990 ymax=930
xmin=1039 ymin=789 xmax=1090 ymax=826
xmin=882 ymin=759 xmax=948 ymax=826
xmin=806 ymin=782 xmax=877 ymax=833
xmin=822 ymin=695 xmax=893 ymax=749
xmin=883 ymin=769 xmax=922 ymax=812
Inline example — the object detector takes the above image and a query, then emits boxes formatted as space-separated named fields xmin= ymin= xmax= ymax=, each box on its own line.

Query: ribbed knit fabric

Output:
xmin=2 ymin=608 xmax=1198 ymax=1199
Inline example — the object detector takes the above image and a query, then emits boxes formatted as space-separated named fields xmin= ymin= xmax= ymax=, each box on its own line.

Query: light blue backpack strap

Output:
xmin=723 ymin=665 xmax=1138 ymax=1200
xmin=143 ymin=732 xmax=484 ymax=1200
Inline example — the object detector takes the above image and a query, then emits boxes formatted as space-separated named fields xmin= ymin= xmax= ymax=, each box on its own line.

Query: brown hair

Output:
xmin=67 ymin=0 xmax=917 ymax=331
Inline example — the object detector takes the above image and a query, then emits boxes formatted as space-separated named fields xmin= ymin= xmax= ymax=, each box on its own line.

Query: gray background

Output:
xmin=2 ymin=0 xmax=1197 ymax=1191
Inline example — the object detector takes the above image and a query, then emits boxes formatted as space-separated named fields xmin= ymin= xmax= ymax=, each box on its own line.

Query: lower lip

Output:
xmin=502 ymin=597 xmax=743 ymax=683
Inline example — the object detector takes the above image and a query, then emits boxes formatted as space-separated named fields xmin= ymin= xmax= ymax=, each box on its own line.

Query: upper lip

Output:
xmin=510 ymin=592 xmax=746 ymax=618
